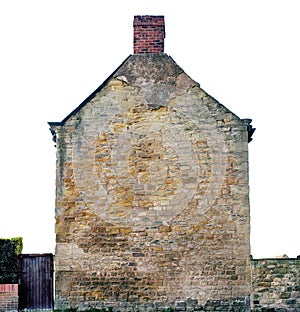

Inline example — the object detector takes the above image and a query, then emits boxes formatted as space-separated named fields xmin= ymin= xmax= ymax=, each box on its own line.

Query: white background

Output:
xmin=0 ymin=0 xmax=299 ymax=258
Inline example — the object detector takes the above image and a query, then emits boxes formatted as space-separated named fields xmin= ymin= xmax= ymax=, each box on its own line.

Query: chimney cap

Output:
xmin=133 ymin=15 xmax=165 ymax=24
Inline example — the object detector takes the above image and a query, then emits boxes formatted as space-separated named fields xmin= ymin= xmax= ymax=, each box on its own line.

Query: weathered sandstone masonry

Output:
xmin=49 ymin=53 xmax=252 ymax=310
xmin=251 ymin=258 xmax=300 ymax=311
xmin=49 ymin=16 xmax=253 ymax=311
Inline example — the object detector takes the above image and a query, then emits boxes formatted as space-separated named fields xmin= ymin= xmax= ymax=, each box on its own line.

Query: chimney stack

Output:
xmin=133 ymin=15 xmax=165 ymax=54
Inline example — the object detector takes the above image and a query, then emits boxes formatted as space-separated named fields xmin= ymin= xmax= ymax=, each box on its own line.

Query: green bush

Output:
xmin=0 ymin=237 xmax=23 ymax=283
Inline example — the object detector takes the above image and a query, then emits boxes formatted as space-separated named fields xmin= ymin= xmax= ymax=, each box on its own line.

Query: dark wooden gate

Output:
xmin=18 ymin=254 xmax=54 ymax=311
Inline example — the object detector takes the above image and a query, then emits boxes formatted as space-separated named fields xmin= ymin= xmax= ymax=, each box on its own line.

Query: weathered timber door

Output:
xmin=19 ymin=254 xmax=54 ymax=311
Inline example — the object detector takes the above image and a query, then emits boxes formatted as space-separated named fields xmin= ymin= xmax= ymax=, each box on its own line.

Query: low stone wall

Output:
xmin=0 ymin=284 xmax=18 ymax=312
xmin=56 ymin=297 xmax=250 ymax=311
xmin=1 ymin=259 xmax=297 ymax=312
xmin=251 ymin=258 xmax=300 ymax=311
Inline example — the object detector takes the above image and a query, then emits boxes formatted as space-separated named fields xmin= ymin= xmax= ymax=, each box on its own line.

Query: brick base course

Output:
xmin=0 ymin=284 xmax=18 ymax=312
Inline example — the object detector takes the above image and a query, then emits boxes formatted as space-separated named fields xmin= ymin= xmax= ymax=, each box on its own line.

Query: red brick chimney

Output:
xmin=133 ymin=15 xmax=165 ymax=54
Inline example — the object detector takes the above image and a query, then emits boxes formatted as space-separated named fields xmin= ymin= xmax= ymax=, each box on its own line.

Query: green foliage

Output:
xmin=0 ymin=237 xmax=23 ymax=283
xmin=165 ymin=307 xmax=174 ymax=312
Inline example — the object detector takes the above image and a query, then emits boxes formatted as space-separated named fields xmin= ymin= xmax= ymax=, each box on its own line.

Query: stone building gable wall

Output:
xmin=53 ymin=54 xmax=251 ymax=310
